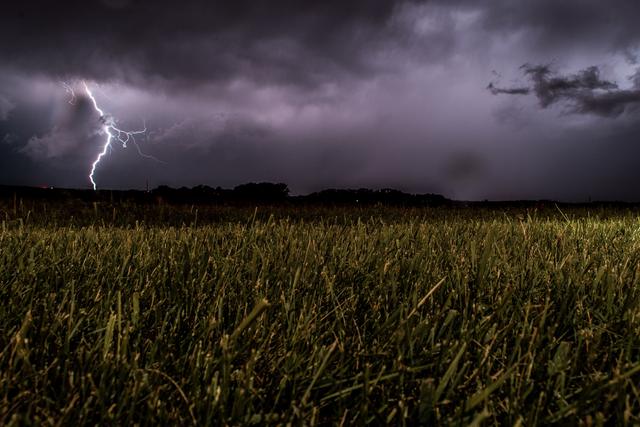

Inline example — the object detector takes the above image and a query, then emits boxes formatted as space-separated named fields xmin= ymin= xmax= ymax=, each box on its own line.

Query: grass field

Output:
xmin=2 ymin=202 xmax=640 ymax=424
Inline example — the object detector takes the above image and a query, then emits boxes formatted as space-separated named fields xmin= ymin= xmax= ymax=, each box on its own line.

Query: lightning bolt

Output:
xmin=80 ymin=81 xmax=161 ymax=190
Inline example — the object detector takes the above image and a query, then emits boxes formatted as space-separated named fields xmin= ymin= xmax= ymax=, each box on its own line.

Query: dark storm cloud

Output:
xmin=0 ymin=0 xmax=419 ymax=89
xmin=4 ymin=0 xmax=640 ymax=88
xmin=489 ymin=64 xmax=640 ymax=117
xmin=522 ymin=65 xmax=618 ymax=107
xmin=469 ymin=0 xmax=640 ymax=53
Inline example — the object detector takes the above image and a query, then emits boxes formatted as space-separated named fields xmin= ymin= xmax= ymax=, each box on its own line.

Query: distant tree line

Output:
xmin=2 ymin=183 xmax=639 ymax=209
xmin=0 ymin=183 xmax=449 ymax=206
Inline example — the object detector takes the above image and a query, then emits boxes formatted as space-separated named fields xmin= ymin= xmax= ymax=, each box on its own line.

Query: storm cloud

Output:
xmin=0 ymin=0 xmax=415 ymax=89
xmin=2 ymin=0 xmax=640 ymax=200
xmin=489 ymin=64 xmax=640 ymax=117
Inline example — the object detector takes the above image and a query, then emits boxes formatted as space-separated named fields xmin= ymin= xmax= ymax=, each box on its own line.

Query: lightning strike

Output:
xmin=80 ymin=81 xmax=161 ymax=190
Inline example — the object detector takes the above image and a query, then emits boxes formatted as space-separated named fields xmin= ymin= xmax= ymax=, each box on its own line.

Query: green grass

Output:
xmin=2 ymin=206 xmax=640 ymax=424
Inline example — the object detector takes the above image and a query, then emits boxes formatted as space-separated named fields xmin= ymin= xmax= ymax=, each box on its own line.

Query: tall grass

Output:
xmin=2 ymin=211 xmax=640 ymax=424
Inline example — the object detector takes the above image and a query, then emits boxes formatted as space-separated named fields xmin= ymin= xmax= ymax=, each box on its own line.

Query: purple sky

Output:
xmin=2 ymin=0 xmax=640 ymax=200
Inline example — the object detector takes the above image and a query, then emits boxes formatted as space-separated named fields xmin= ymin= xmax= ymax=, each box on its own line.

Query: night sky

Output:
xmin=2 ymin=1 xmax=640 ymax=200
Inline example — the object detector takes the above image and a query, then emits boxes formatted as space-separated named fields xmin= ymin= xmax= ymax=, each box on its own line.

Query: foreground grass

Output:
xmin=2 ymin=213 xmax=640 ymax=424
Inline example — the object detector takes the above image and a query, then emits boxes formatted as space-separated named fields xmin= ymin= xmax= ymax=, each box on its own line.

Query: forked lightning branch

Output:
xmin=68 ymin=81 xmax=159 ymax=190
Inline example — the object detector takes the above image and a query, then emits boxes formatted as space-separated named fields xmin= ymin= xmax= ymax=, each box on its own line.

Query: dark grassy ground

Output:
xmin=2 ymin=199 xmax=640 ymax=425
